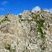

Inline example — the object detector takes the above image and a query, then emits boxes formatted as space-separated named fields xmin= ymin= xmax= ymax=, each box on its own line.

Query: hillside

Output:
xmin=0 ymin=10 xmax=52 ymax=52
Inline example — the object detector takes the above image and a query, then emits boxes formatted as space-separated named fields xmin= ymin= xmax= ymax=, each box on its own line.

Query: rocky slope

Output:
xmin=0 ymin=10 xmax=52 ymax=52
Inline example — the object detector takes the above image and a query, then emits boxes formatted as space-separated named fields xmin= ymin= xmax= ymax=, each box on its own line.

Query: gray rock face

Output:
xmin=0 ymin=11 xmax=52 ymax=52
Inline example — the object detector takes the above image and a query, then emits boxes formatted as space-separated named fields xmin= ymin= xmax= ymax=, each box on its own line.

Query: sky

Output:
xmin=0 ymin=0 xmax=52 ymax=15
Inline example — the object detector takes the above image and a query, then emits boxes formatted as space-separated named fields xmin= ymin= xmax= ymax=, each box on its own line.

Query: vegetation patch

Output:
xmin=33 ymin=14 xmax=46 ymax=52
xmin=0 ymin=16 xmax=10 ymax=24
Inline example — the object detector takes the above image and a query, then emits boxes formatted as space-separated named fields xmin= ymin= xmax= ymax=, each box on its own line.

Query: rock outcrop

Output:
xmin=0 ymin=10 xmax=52 ymax=52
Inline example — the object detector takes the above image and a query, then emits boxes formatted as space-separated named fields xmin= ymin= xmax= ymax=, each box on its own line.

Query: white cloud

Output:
xmin=44 ymin=8 xmax=52 ymax=13
xmin=44 ymin=9 xmax=49 ymax=12
xmin=32 ymin=6 xmax=41 ymax=12
xmin=1 ymin=1 xmax=8 ymax=5
xmin=32 ymin=6 xmax=52 ymax=13
xmin=49 ymin=9 xmax=52 ymax=13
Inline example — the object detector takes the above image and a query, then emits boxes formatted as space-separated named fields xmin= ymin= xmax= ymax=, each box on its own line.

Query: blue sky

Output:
xmin=0 ymin=0 xmax=52 ymax=15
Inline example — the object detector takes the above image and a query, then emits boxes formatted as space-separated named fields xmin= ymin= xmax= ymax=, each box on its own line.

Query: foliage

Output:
xmin=0 ymin=16 xmax=10 ymax=24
